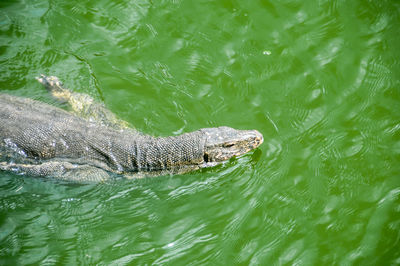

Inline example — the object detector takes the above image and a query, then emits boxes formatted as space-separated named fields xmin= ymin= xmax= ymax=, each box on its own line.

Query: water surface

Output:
xmin=1 ymin=0 xmax=400 ymax=264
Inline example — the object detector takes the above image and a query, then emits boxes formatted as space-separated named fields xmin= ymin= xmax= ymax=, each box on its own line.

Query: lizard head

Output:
xmin=201 ymin=126 xmax=263 ymax=164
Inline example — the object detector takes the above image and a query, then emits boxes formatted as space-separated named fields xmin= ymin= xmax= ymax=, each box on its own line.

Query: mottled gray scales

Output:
xmin=0 ymin=75 xmax=263 ymax=182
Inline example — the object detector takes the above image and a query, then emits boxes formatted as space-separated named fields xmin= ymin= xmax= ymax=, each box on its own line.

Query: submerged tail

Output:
xmin=36 ymin=74 xmax=72 ymax=102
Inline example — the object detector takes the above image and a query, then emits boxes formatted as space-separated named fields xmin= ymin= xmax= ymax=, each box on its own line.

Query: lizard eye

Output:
xmin=223 ymin=143 xmax=235 ymax=148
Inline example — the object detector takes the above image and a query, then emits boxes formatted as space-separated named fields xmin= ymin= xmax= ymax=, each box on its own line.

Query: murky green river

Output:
xmin=1 ymin=0 xmax=400 ymax=264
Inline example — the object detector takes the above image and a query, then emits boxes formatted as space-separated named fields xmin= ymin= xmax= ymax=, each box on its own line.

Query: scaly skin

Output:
xmin=0 ymin=75 xmax=263 ymax=182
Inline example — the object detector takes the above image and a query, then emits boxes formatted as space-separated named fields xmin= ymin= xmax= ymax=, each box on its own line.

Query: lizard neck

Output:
xmin=130 ymin=130 xmax=206 ymax=171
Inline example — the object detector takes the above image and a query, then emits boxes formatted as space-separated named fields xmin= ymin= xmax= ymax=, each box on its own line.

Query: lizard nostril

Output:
xmin=203 ymin=153 xmax=209 ymax=162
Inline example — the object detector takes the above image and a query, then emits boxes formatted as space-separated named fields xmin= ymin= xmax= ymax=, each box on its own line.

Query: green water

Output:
xmin=1 ymin=0 xmax=400 ymax=264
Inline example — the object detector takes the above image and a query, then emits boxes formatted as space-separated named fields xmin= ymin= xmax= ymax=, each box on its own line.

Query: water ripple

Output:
xmin=1 ymin=0 xmax=400 ymax=264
